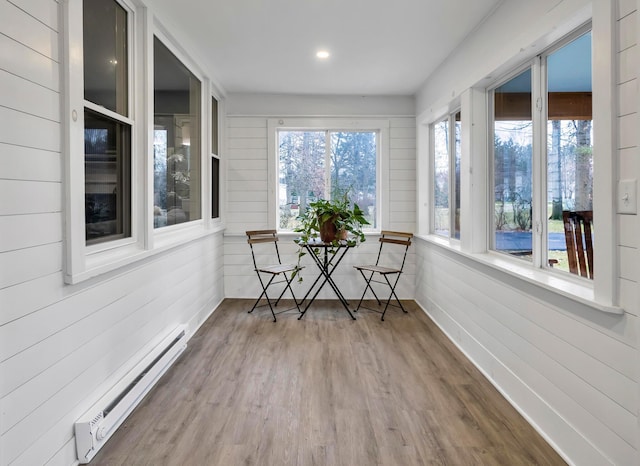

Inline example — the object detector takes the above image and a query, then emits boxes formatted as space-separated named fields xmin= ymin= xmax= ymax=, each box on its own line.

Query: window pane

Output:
xmin=211 ymin=96 xmax=219 ymax=154
xmin=212 ymin=157 xmax=220 ymax=219
xmin=278 ymin=131 xmax=326 ymax=230
xmin=433 ymin=119 xmax=449 ymax=236
xmin=84 ymin=109 xmax=131 ymax=244
xmin=211 ymin=97 xmax=219 ymax=219
xmin=83 ymin=0 xmax=128 ymax=116
xmin=153 ymin=37 xmax=202 ymax=228
xmin=454 ymin=112 xmax=461 ymax=239
xmin=330 ymin=132 xmax=377 ymax=228
xmin=494 ymin=69 xmax=533 ymax=260
xmin=277 ymin=130 xmax=377 ymax=230
xmin=547 ymin=32 xmax=593 ymax=276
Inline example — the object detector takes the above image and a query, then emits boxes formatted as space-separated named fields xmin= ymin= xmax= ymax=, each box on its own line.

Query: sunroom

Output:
xmin=1 ymin=0 xmax=638 ymax=464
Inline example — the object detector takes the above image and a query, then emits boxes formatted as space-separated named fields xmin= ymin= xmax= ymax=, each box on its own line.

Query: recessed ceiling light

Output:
xmin=316 ymin=50 xmax=330 ymax=59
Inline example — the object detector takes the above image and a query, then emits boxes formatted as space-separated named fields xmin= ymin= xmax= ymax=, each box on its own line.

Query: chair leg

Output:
xmin=380 ymin=274 xmax=405 ymax=321
xmin=354 ymin=270 xmax=371 ymax=311
xmin=282 ymin=272 xmax=302 ymax=313
xmin=263 ymin=277 xmax=279 ymax=322
xmin=250 ymin=274 xmax=278 ymax=322
xmin=249 ymin=292 xmax=265 ymax=314
xmin=265 ymin=300 xmax=278 ymax=322
xmin=251 ymin=271 xmax=302 ymax=321
xmin=274 ymin=272 xmax=302 ymax=311
xmin=355 ymin=269 xmax=381 ymax=311
xmin=249 ymin=273 xmax=272 ymax=313
xmin=274 ymin=280 xmax=289 ymax=306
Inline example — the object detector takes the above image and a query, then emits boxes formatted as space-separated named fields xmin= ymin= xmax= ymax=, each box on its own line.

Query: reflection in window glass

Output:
xmin=493 ymin=68 xmax=533 ymax=260
xmin=211 ymin=96 xmax=220 ymax=219
xmin=211 ymin=96 xmax=219 ymax=154
xmin=83 ymin=0 xmax=131 ymax=245
xmin=153 ymin=37 xmax=201 ymax=228
xmin=453 ymin=111 xmax=461 ymax=239
xmin=546 ymin=32 xmax=593 ymax=276
xmin=212 ymin=158 xmax=220 ymax=219
xmin=84 ymin=109 xmax=131 ymax=243
xmin=83 ymin=0 xmax=128 ymax=116
xmin=277 ymin=130 xmax=377 ymax=230
xmin=433 ymin=119 xmax=450 ymax=236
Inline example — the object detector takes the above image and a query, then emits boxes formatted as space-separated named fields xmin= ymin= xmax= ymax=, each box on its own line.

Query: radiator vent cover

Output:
xmin=75 ymin=325 xmax=187 ymax=463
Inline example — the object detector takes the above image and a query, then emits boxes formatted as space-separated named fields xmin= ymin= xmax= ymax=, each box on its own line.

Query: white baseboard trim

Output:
xmin=414 ymin=297 xmax=612 ymax=466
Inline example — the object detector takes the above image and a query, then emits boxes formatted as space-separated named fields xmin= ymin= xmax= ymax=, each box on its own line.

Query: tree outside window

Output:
xmin=432 ymin=111 xmax=461 ymax=238
xmin=491 ymin=30 xmax=592 ymax=277
xmin=546 ymin=32 xmax=593 ymax=274
xmin=278 ymin=130 xmax=377 ymax=230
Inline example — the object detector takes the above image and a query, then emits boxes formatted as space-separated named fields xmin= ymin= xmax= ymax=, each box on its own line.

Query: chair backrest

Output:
xmin=375 ymin=230 xmax=413 ymax=270
xmin=246 ymin=230 xmax=283 ymax=268
xmin=562 ymin=210 xmax=593 ymax=279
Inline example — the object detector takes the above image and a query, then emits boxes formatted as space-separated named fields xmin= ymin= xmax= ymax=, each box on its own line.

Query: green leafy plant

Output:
xmin=292 ymin=193 xmax=370 ymax=281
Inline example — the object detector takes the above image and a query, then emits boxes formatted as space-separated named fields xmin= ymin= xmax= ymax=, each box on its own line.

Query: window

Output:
xmin=65 ymin=0 xmax=140 ymax=282
xmin=546 ymin=32 xmax=592 ymax=274
xmin=65 ymin=0 xmax=218 ymax=283
xmin=83 ymin=0 xmax=132 ymax=244
xmin=84 ymin=111 xmax=131 ymax=244
xmin=416 ymin=13 xmax=618 ymax=311
xmin=491 ymin=29 xmax=592 ymax=278
xmin=277 ymin=129 xmax=378 ymax=230
xmin=432 ymin=111 xmax=461 ymax=238
xmin=211 ymin=96 xmax=220 ymax=219
xmin=153 ymin=37 xmax=202 ymax=228
xmin=493 ymin=68 xmax=533 ymax=259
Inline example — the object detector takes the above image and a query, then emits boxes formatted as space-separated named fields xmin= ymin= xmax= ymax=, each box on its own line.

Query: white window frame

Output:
xmin=64 ymin=0 xmax=144 ymax=284
xmin=150 ymin=28 xmax=210 ymax=250
xmin=267 ymin=118 xmax=389 ymax=233
xmin=487 ymin=62 xmax=537 ymax=257
xmin=481 ymin=14 xmax=619 ymax=313
xmin=63 ymin=3 xmax=220 ymax=284
xmin=419 ymin=4 xmax=620 ymax=315
xmin=209 ymin=88 xmax=223 ymax=225
xmin=488 ymin=26 xmax=595 ymax=273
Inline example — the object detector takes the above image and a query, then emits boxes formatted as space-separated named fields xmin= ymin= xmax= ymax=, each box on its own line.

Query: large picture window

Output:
xmin=491 ymin=29 xmax=592 ymax=278
xmin=153 ymin=37 xmax=202 ymax=228
xmin=277 ymin=130 xmax=377 ymax=230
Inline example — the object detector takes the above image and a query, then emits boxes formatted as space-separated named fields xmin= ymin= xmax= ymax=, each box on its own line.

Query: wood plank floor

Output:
xmin=92 ymin=299 xmax=566 ymax=466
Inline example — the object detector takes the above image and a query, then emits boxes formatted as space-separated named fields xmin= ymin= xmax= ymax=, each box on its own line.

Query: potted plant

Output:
xmin=292 ymin=192 xmax=370 ymax=281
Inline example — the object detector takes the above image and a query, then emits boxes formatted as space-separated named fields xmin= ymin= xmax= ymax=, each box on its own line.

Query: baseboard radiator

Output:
xmin=75 ymin=325 xmax=188 ymax=463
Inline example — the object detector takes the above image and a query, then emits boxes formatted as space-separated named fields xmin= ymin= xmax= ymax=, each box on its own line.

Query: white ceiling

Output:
xmin=151 ymin=0 xmax=503 ymax=96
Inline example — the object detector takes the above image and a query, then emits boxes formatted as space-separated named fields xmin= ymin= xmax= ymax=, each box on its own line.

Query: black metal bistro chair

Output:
xmin=353 ymin=230 xmax=413 ymax=321
xmin=246 ymin=230 xmax=302 ymax=321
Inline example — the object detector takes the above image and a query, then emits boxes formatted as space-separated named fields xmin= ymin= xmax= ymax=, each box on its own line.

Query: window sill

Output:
xmin=417 ymin=234 xmax=624 ymax=316
xmin=153 ymin=220 xmax=211 ymax=251
xmin=65 ymin=222 xmax=225 ymax=285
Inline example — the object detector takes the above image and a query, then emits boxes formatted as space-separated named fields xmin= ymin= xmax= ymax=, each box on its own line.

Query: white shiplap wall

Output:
xmin=414 ymin=0 xmax=639 ymax=464
xmin=617 ymin=0 xmax=639 ymax=316
xmin=0 ymin=1 xmax=225 ymax=465
xmin=224 ymin=106 xmax=416 ymax=301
